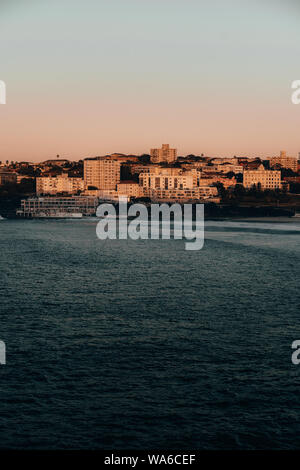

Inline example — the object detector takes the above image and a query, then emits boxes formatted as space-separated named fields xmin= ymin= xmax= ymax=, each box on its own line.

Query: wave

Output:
xmin=205 ymin=220 xmax=300 ymax=233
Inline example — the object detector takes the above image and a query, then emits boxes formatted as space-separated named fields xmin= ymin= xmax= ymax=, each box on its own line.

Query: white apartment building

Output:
xmin=17 ymin=196 xmax=99 ymax=217
xmin=269 ymin=151 xmax=298 ymax=172
xmin=243 ymin=164 xmax=281 ymax=189
xmin=150 ymin=144 xmax=177 ymax=164
xmin=139 ymin=169 xmax=196 ymax=191
xmin=36 ymin=174 xmax=84 ymax=195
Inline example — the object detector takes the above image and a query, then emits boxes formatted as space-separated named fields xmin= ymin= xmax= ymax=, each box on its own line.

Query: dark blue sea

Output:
xmin=1 ymin=217 xmax=300 ymax=449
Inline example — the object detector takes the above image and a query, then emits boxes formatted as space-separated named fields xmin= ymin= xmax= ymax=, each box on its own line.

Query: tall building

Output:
xmin=243 ymin=164 xmax=281 ymax=189
xmin=269 ymin=151 xmax=297 ymax=172
xmin=150 ymin=144 xmax=177 ymax=164
xmin=84 ymin=157 xmax=123 ymax=190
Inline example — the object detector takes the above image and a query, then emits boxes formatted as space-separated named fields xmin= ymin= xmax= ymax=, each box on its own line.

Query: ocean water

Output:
xmin=0 ymin=217 xmax=300 ymax=449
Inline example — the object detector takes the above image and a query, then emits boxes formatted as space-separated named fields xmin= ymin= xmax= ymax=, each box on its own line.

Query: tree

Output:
xmin=281 ymin=168 xmax=297 ymax=178
xmin=236 ymin=172 xmax=243 ymax=183
xmin=212 ymin=182 xmax=226 ymax=200
xmin=18 ymin=178 xmax=35 ymax=193
xmin=233 ymin=184 xmax=246 ymax=199
xmin=139 ymin=154 xmax=150 ymax=163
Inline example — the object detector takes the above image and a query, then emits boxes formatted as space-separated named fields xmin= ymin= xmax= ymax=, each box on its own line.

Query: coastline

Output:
xmin=0 ymin=194 xmax=298 ymax=220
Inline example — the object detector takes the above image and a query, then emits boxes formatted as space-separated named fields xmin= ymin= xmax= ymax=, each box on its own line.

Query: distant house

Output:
xmin=243 ymin=164 xmax=281 ymax=190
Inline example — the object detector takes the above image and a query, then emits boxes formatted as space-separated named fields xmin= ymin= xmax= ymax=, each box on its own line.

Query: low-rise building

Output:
xmin=139 ymin=169 xmax=197 ymax=191
xmin=215 ymin=164 xmax=243 ymax=174
xmin=243 ymin=164 xmax=281 ymax=189
xmin=126 ymin=163 xmax=161 ymax=176
xmin=180 ymin=161 xmax=211 ymax=170
xmin=17 ymin=196 xmax=99 ymax=217
xmin=146 ymin=186 xmax=219 ymax=202
xmin=36 ymin=174 xmax=84 ymax=195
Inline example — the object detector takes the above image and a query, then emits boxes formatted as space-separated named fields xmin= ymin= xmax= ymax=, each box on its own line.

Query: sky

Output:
xmin=0 ymin=0 xmax=300 ymax=161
